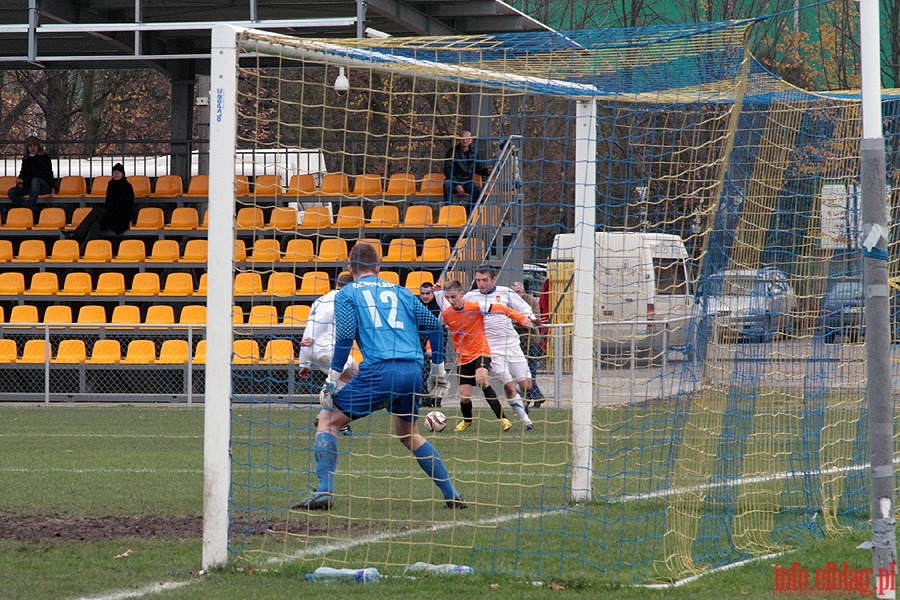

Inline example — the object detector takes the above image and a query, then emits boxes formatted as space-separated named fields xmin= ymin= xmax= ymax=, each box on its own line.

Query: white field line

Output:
xmin=0 ymin=466 xmax=564 ymax=478
xmin=70 ymin=580 xmax=194 ymax=600
xmin=638 ymin=552 xmax=785 ymax=588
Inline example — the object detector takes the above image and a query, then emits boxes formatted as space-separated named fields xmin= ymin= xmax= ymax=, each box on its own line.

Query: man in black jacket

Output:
xmin=7 ymin=136 xmax=54 ymax=215
xmin=68 ymin=163 xmax=135 ymax=245
xmin=442 ymin=130 xmax=491 ymax=212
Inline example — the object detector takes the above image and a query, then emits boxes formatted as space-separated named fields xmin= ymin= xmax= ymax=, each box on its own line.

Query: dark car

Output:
xmin=820 ymin=279 xmax=863 ymax=343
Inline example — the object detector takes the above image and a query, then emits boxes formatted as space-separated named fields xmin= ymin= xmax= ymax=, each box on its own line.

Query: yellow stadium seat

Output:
xmin=110 ymin=305 xmax=141 ymax=326
xmin=0 ymin=240 xmax=12 ymax=262
xmin=87 ymin=176 xmax=110 ymax=198
xmin=25 ymin=272 xmax=58 ymax=295
xmin=0 ymin=272 xmax=26 ymax=295
xmin=58 ymin=272 xmax=94 ymax=296
xmin=318 ymin=173 xmax=350 ymax=196
xmin=282 ymin=239 xmax=315 ymax=262
xmin=54 ymin=176 xmax=87 ymax=198
xmin=235 ymin=175 xmax=251 ymax=197
xmin=181 ymin=239 xmax=207 ymax=263
xmin=232 ymin=339 xmax=260 ymax=364
xmin=146 ymin=239 xmax=180 ymax=263
xmin=349 ymin=173 xmax=383 ymax=197
xmin=353 ymin=238 xmax=383 ymax=261
xmin=236 ymin=207 xmax=265 ymax=230
xmin=47 ymin=239 xmax=80 ymax=262
xmin=184 ymin=175 xmax=209 ymax=197
xmin=87 ymin=339 xmax=121 ymax=364
xmin=247 ymin=304 xmax=279 ymax=326
xmin=368 ymin=205 xmax=400 ymax=228
xmin=193 ymin=340 xmax=207 ymax=365
xmin=198 ymin=209 xmax=209 ymax=230
xmin=334 ymin=206 xmax=366 ymax=229
xmin=81 ymin=239 xmax=113 ymax=263
xmin=417 ymin=238 xmax=451 ymax=263
xmin=8 ymin=304 xmax=39 ymax=324
xmin=33 ymin=207 xmax=67 ymax=230
xmin=379 ymin=270 xmax=400 ymax=285
xmin=0 ymin=339 xmax=17 ymax=363
xmin=178 ymin=304 xmax=207 ymax=325
xmin=417 ymin=172 xmax=445 ymax=196
xmin=130 ymin=207 xmax=165 ymax=230
xmin=298 ymin=271 xmax=330 ymax=295
xmin=286 ymin=174 xmax=317 ymax=197
xmin=260 ymin=339 xmax=294 ymax=364
xmin=129 ymin=175 xmax=152 ymax=198
xmin=113 ymin=239 xmax=146 ymax=262
xmin=195 ymin=273 xmax=208 ymax=296
xmin=299 ymin=206 xmax=332 ymax=229
xmin=76 ymin=305 xmax=107 ymax=326
xmin=165 ymin=207 xmax=198 ymax=230
xmin=267 ymin=206 xmax=299 ymax=230
xmin=157 ymin=339 xmax=189 ymax=365
xmin=247 ymin=239 xmax=282 ymax=263
xmin=232 ymin=305 xmax=244 ymax=325
xmin=14 ymin=239 xmax=46 ymax=262
xmin=151 ymin=175 xmax=183 ymax=198
xmin=126 ymin=272 xmax=160 ymax=296
xmin=91 ymin=272 xmax=126 ymax=296
xmin=234 ymin=272 xmax=263 ymax=295
xmin=3 ymin=208 xmax=34 ymax=229
xmin=384 ymin=238 xmax=417 ymax=262
xmin=385 ymin=173 xmax=417 ymax=197
xmin=68 ymin=207 xmax=92 ymax=229
xmin=122 ymin=339 xmax=156 ymax=364
xmin=52 ymin=339 xmax=86 ymax=364
xmin=234 ymin=239 xmax=247 ymax=262
xmin=0 ymin=176 xmax=16 ymax=192
xmin=435 ymin=205 xmax=468 ymax=227
xmin=18 ymin=339 xmax=49 ymax=364
xmin=283 ymin=304 xmax=310 ymax=327
xmin=266 ymin=272 xmax=297 ymax=296
xmin=144 ymin=305 xmax=175 ymax=327
xmin=316 ymin=238 xmax=349 ymax=262
xmin=254 ymin=174 xmax=283 ymax=196
xmin=43 ymin=305 xmax=73 ymax=326
xmin=405 ymin=271 xmax=435 ymax=292
xmin=159 ymin=273 xmax=194 ymax=296
xmin=403 ymin=205 xmax=434 ymax=228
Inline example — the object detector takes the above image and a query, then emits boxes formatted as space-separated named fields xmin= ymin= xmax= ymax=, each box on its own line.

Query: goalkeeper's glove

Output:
xmin=319 ymin=369 xmax=344 ymax=409
xmin=426 ymin=363 xmax=450 ymax=397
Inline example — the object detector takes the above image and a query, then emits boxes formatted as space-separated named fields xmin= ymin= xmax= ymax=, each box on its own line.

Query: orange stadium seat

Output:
xmin=129 ymin=175 xmax=152 ymax=198
xmin=318 ymin=173 xmax=350 ymax=196
xmin=286 ymin=174 xmax=317 ymax=197
xmin=151 ymin=175 xmax=183 ymax=198
xmin=195 ymin=273 xmax=208 ymax=296
xmin=146 ymin=239 xmax=180 ymax=263
xmin=0 ymin=272 xmax=26 ymax=295
xmin=181 ymin=239 xmax=207 ymax=263
xmin=113 ymin=239 xmax=147 ymax=262
xmin=282 ymin=239 xmax=315 ymax=262
xmin=236 ymin=207 xmax=265 ymax=230
xmin=435 ymin=204 xmax=468 ymax=227
xmin=234 ymin=239 xmax=247 ymax=262
xmin=14 ymin=239 xmax=46 ymax=262
xmin=234 ymin=272 xmax=263 ymax=295
xmin=8 ymin=305 xmax=39 ymax=325
xmin=68 ymin=207 xmax=92 ymax=229
xmin=0 ymin=240 xmax=12 ymax=262
xmin=2 ymin=208 xmax=34 ymax=229
xmin=234 ymin=175 xmax=251 ymax=197
xmin=193 ymin=340 xmax=207 ymax=365
xmin=297 ymin=271 xmax=330 ymax=295
xmin=260 ymin=339 xmax=294 ymax=365
xmin=405 ymin=271 xmax=435 ymax=292
xmin=353 ymin=238 xmax=383 ymax=261
xmin=267 ymin=206 xmax=299 ymax=230
xmin=266 ymin=272 xmax=297 ymax=296
xmin=178 ymin=305 xmax=207 ymax=326
xmin=81 ymin=240 xmax=113 ymax=263
xmin=130 ymin=207 xmax=165 ymax=230
xmin=0 ymin=176 xmax=18 ymax=194
xmin=403 ymin=205 xmax=433 ymax=228
xmin=43 ymin=305 xmax=73 ymax=326
xmin=54 ymin=176 xmax=87 ymax=198
xmin=161 ymin=272 xmax=196 ymax=297
xmin=417 ymin=173 xmax=445 ymax=196
xmin=157 ymin=340 xmax=189 ymax=365
xmin=299 ymin=206 xmax=332 ymax=229
xmin=378 ymin=270 xmax=400 ymax=286
xmin=316 ymin=238 xmax=349 ymax=262
xmin=91 ymin=272 xmax=126 ymax=296
xmin=334 ymin=206 xmax=366 ymax=228
xmin=18 ymin=340 xmax=49 ymax=364
xmin=384 ymin=238 xmax=417 ymax=262
xmin=417 ymin=238 xmax=451 ymax=263
xmin=76 ymin=305 xmax=107 ymax=326
xmin=33 ymin=207 xmax=67 ymax=230
xmin=254 ymin=174 xmax=283 ymax=196
xmin=349 ymin=173 xmax=382 ymax=197
xmin=144 ymin=305 xmax=175 ymax=328
xmin=87 ymin=339 xmax=122 ymax=364
xmin=247 ymin=239 xmax=282 ymax=263
xmin=25 ymin=272 xmax=59 ymax=295
xmin=122 ymin=340 xmax=156 ymax=364
xmin=0 ymin=339 xmax=17 ymax=363
xmin=283 ymin=304 xmax=310 ymax=326
xmin=126 ymin=272 xmax=160 ymax=296
xmin=232 ymin=305 xmax=243 ymax=325
xmin=58 ymin=272 xmax=93 ymax=296
xmin=87 ymin=176 xmax=111 ymax=198
xmin=184 ymin=175 xmax=209 ymax=197
xmin=166 ymin=207 xmax=199 ymax=230
xmin=385 ymin=173 xmax=417 ymax=197
xmin=53 ymin=339 xmax=86 ymax=364
xmin=47 ymin=239 xmax=80 ymax=263
xmin=247 ymin=304 xmax=279 ymax=326
xmin=110 ymin=305 xmax=141 ymax=327
xmin=368 ymin=205 xmax=400 ymax=228
xmin=198 ymin=209 xmax=208 ymax=230
xmin=232 ymin=339 xmax=260 ymax=364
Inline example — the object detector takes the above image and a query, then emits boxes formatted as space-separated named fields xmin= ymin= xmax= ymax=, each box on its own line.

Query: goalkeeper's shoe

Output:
xmin=339 ymin=424 xmax=352 ymax=436
xmin=445 ymin=495 xmax=468 ymax=509
xmin=454 ymin=420 xmax=472 ymax=432
xmin=524 ymin=422 xmax=535 ymax=432
xmin=500 ymin=417 xmax=512 ymax=432
xmin=292 ymin=491 xmax=334 ymax=511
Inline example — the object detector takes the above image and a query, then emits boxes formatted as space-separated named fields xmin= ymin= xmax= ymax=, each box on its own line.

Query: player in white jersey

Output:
xmin=462 ymin=265 xmax=538 ymax=430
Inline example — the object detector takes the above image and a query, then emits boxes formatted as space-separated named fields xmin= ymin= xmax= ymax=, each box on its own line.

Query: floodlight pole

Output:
xmin=859 ymin=1 xmax=895 ymax=597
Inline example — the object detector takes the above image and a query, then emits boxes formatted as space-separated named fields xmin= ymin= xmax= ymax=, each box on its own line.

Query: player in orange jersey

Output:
xmin=442 ymin=280 xmax=534 ymax=432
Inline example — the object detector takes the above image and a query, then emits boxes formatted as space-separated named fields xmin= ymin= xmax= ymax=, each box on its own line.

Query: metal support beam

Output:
xmin=357 ymin=0 xmax=367 ymax=38
xmin=433 ymin=2 xmax=498 ymax=17
xmin=365 ymin=0 xmax=456 ymax=36
xmin=28 ymin=0 xmax=39 ymax=62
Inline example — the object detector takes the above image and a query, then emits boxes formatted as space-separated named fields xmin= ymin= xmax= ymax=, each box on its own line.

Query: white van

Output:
xmin=549 ymin=232 xmax=694 ymax=350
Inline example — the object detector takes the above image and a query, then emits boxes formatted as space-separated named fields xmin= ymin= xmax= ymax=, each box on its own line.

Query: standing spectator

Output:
xmin=442 ymin=130 xmax=491 ymax=212
xmin=511 ymin=281 xmax=546 ymax=407
xmin=418 ymin=282 xmax=443 ymax=408
xmin=7 ymin=136 xmax=54 ymax=217
xmin=67 ymin=163 xmax=134 ymax=245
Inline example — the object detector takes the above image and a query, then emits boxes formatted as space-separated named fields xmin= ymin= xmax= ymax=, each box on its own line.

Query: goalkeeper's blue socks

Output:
xmin=314 ymin=431 xmax=338 ymax=493
xmin=413 ymin=441 xmax=457 ymax=500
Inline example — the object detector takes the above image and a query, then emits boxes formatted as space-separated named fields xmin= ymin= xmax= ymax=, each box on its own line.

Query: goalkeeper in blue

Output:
xmin=293 ymin=242 xmax=466 ymax=511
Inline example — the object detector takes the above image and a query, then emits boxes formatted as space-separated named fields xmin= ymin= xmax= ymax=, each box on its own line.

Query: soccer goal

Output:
xmin=204 ymin=21 xmax=894 ymax=584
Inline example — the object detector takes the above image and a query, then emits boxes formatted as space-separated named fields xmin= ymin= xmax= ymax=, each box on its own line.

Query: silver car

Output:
xmin=702 ymin=267 xmax=796 ymax=342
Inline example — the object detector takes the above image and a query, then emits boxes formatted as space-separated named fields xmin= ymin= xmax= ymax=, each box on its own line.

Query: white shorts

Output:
xmin=309 ymin=348 xmax=357 ymax=373
xmin=488 ymin=350 xmax=530 ymax=385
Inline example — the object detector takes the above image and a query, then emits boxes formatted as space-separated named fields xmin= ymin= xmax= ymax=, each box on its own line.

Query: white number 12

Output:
xmin=361 ymin=289 xmax=404 ymax=329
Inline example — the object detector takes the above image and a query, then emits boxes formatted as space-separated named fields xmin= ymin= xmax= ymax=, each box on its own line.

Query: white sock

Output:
xmin=507 ymin=394 xmax=531 ymax=423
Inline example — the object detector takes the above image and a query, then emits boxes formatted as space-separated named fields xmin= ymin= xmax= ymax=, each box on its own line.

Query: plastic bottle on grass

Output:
xmin=306 ymin=566 xmax=381 ymax=583
xmin=404 ymin=562 xmax=474 ymax=575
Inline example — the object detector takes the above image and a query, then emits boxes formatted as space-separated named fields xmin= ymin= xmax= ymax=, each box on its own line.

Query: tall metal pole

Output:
xmin=860 ymin=1 xmax=895 ymax=598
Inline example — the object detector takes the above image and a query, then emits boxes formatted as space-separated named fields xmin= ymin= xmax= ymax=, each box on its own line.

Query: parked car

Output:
xmin=820 ymin=278 xmax=862 ymax=343
xmin=701 ymin=267 xmax=796 ymax=342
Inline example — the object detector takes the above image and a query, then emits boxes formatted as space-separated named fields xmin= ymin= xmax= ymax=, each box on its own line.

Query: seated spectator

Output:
xmin=67 ymin=163 xmax=134 ymax=245
xmin=442 ymin=130 xmax=491 ymax=211
xmin=7 ymin=136 xmax=54 ymax=216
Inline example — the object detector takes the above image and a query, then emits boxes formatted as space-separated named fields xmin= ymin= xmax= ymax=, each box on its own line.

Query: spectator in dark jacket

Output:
xmin=7 ymin=136 xmax=54 ymax=215
xmin=442 ymin=130 xmax=491 ymax=211
xmin=68 ymin=163 xmax=134 ymax=245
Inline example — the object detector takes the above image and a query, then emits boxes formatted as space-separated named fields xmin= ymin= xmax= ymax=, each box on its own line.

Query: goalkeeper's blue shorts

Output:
xmin=334 ymin=359 xmax=422 ymax=421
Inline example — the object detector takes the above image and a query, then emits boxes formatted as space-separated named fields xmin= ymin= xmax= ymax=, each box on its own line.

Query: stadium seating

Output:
xmin=25 ymin=272 xmax=59 ymax=295
xmin=76 ymin=305 xmax=107 ymax=326
xmin=2 ymin=208 xmax=34 ymax=229
xmin=268 ymin=207 xmax=299 ymax=230
xmin=145 ymin=305 xmax=175 ymax=327
xmin=54 ymin=176 xmax=87 ymax=198
xmin=126 ymin=272 xmax=160 ymax=296
xmin=157 ymin=340 xmax=189 ymax=364
xmin=0 ymin=272 xmax=26 ymax=295
xmin=260 ymin=339 xmax=294 ymax=364
xmin=232 ymin=339 xmax=259 ymax=364
xmin=53 ymin=339 xmax=86 ymax=363
xmin=33 ymin=207 xmax=67 ymax=230
xmin=384 ymin=238 xmax=417 ymax=262
xmin=178 ymin=304 xmax=206 ymax=325
xmin=299 ymin=206 xmax=332 ymax=229
xmin=282 ymin=239 xmax=315 ymax=262
xmin=8 ymin=305 xmax=39 ymax=324
xmin=166 ymin=207 xmax=199 ymax=230
xmin=266 ymin=272 xmax=297 ymax=296
xmin=297 ymin=271 xmax=330 ymax=295
xmin=122 ymin=340 xmax=157 ymax=364
xmin=349 ymin=173 xmax=382 ymax=197
xmin=247 ymin=239 xmax=281 ymax=263
xmin=198 ymin=210 xmax=208 ymax=230
xmin=18 ymin=340 xmax=49 ymax=363
xmin=87 ymin=176 xmax=111 ymax=198
xmin=151 ymin=175 xmax=183 ymax=198
xmin=235 ymin=175 xmax=251 ymax=197
xmin=184 ymin=175 xmax=209 ymax=197
xmin=405 ymin=271 xmax=435 ymax=291
xmin=254 ymin=174 xmax=283 ymax=196
xmin=379 ymin=271 xmax=400 ymax=285
xmin=353 ymin=238 xmax=383 ymax=260
xmin=47 ymin=240 xmax=80 ymax=262
xmin=58 ymin=272 xmax=93 ymax=296
xmin=233 ymin=240 xmax=247 ymax=262
xmin=87 ymin=339 xmax=121 ymax=364
xmin=181 ymin=239 xmax=208 ymax=262
xmin=14 ymin=239 xmax=46 ymax=262
xmin=81 ymin=240 xmax=113 ymax=262
xmin=129 ymin=176 xmax=153 ymax=197
xmin=385 ymin=173 xmax=417 ymax=197
xmin=417 ymin=238 xmax=451 ymax=263
xmin=368 ymin=205 xmax=400 ymax=228
xmin=43 ymin=305 xmax=73 ymax=326
xmin=146 ymin=239 xmax=180 ymax=263
xmin=110 ymin=305 xmax=141 ymax=326
xmin=318 ymin=173 xmax=349 ymax=196
xmin=0 ymin=176 xmax=18 ymax=194
xmin=68 ymin=207 xmax=92 ymax=229
xmin=236 ymin=207 xmax=265 ymax=230
xmin=417 ymin=173 xmax=445 ymax=196
xmin=0 ymin=340 xmax=16 ymax=363
xmin=131 ymin=207 xmax=165 ymax=230
xmin=195 ymin=273 xmax=208 ymax=296
xmin=232 ymin=306 xmax=243 ymax=324
xmin=403 ymin=205 xmax=433 ymax=228
xmin=286 ymin=174 xmax=317 ymax=197
xmin=435 ymin=204 xmax=467 ymax=227
xmin=334 ymin=206 xmax=366 ymax=228
xmin=113 ymin=239 xmax=147 ymax=262
xmin=316 ymin=238 xmax=349 ymax=262
xmin=0 ymin=240 xmax=12 ymax=261
xmin=193 ymin=340 xmax=207 ymax=365
xmin=248 ymin=305 xmax=279 ymax=325
xmin=234 ymin=272 xmax=263 ymax=295
xmin=91 ymin=272 xmax=126 ymax=296
xmin=282 ymin=304 xmax=310 ymax=326
xmin=160 ymin=273 xmax=194 ymax=297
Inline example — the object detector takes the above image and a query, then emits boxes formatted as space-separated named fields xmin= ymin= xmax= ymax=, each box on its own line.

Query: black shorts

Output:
xmin=457 ymin=356 xmax=491 ymax=386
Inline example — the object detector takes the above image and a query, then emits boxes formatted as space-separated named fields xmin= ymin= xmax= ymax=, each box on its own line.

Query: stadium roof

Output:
xmin=0 ymin=0 xmax=552 ymax=70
